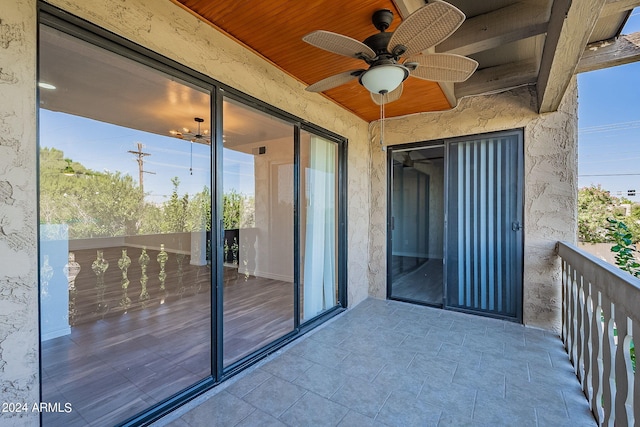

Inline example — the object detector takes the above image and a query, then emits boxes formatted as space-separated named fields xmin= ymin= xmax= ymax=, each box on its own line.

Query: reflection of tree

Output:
xmin=40 ymin=148 xmax=143 ymax=238
xmin=39 ymin=148 xmax=212 ymax=237
xmin=165 ymin=177 xmax=188 ymax=232
xmin=223 ymin=189 xmax=255 ymax=229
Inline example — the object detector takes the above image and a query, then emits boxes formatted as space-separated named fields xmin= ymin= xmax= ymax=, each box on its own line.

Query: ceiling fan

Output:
xmin=169 ymin=117 xmax=211 ymax=144
xmin=396 ymin=151 xmax=435 ymax=168
xmin=303 ymin=0 xmax=478 ymax=106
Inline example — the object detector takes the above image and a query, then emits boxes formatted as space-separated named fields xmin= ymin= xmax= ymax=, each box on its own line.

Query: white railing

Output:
xmin=558 ymin=242 xmax=639 ymax=426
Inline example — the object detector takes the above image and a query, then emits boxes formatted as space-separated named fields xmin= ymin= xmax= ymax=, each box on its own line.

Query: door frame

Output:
xmin=386 ymin=141 xmax=446 ymax=307
xmin=386 ymin=130 xmax=524 ymax=322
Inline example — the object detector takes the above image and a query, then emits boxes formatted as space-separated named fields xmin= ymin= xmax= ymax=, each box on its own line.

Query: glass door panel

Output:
xmin=299 ymin=131 xmax=339 ymax=321
xmin=390 ymin=147 xmax=445 ymax=305
xmin=222 ymin=98 xmax=295 ymax=366
xmin=38 ymin=24 xmax=212 ymax=426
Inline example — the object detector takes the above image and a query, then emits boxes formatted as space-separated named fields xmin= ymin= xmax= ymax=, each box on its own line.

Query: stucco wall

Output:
xmin=0 ymin=0 xmax=39 ymax=425
xmin=368 ymin=82 xmax=578 ymax=332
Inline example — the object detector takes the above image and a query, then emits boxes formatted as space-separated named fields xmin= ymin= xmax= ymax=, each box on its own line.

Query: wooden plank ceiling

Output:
xmin=174 ymin=0 xmax=451 ymax=121
xmin=174 ymin=0 xmax=640 ymax=120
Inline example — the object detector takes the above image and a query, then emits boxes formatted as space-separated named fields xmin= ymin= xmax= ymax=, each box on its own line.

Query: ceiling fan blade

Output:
xmin=306 ymin=69 xmax=365 ymax=92
xmin=407 ymin=53 xmax=478 ymax=82
xmin=370 ymin=83 xmax=403 ymax=105
xmin=303 ymin=30 xmax=376 ymax=60
xmin=388 ymin=0 xmax=465 ymax=57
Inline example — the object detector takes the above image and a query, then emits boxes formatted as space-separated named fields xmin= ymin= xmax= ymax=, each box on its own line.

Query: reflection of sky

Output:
xmin=40 ymin=110 xmax=211 ymax=204
xmin=223 ymin=149 xmax=255 ymax=196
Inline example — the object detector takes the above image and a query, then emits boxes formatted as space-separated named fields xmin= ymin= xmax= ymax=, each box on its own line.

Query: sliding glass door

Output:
xmin=220 ymin=102 xmax=344 ymax=368
xmin=300 ymin=131 xmax=339 ymax=321
xmin=38 ymin=8 xmax=347 ymax=424
xmin=388 ymin=130 xmax=523 ymax=321
xmin=389 ymin=146 xmax=445 ymax=306
xmin=221 ymin=98 xmax=295 ymax=367
xmin=39 ymin=23 xmax=212 ymax=426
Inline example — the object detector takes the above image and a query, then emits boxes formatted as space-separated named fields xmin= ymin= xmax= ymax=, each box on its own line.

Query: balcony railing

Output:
xmin=558 ymin=242 xmax=639 ymax=426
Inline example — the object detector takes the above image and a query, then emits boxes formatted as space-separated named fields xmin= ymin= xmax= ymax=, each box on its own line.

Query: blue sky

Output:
xmin=578 ymin=10 xmax=640 ymax=201
xmin=40 ymin=111 xmax=213 ymax=204
xmin=40 ymin=110 xmax=255 ymax=203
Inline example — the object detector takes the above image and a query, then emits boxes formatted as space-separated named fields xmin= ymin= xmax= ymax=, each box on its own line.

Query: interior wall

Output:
xmin=0 ymin=0 xmax=39 ymax=424
xmin=369 ymin=82 xmax=579 ymax=332
xmin=235 ymin=136 xmax=295 ymax=282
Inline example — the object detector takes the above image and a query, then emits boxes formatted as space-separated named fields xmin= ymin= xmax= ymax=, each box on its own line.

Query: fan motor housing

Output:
xmin=363 ymin=32 xmax=393 ymax=56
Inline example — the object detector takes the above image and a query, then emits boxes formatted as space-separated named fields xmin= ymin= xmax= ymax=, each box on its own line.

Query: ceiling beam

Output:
xmin=436 ymin=2 xmax=550 ymax=56
xmin=577 ymin=31 xmax=640 ymax=72
xmin=392 ymin=0 xmax=426 ymax=19
xmin=438 ymin=81 xmax=458 ymax=107
xmin=456 ymin=59 xmax=539 ymax=99
xmin=601 ymin=0 xmax=640 ymax=16
xmin=537 ymin=0 xmax=607 ymax=113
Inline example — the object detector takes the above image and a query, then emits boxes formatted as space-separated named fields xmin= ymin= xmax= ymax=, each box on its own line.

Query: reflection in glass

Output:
xmin=138 ymin=247 xmax=150 ymax=304
xmin=300 ymin=131 xmax=339 ymax=321
xmin=390 ymin=147 xmax=445 ymax=305
xmin=38 ymin=24 xmax=211 ymax=426
xmin=91 ymin=249 xmax=109 ymax=314
xmin=118 ymin=249 xmax=131 ymax=309
xmin=64 ymin=252 xmax=80 ymax=325
xmin=157 ymin=244 xmax=168 ymax=293
xmin=41 ymin=255 xmax=54 ymax=298
xmin=222 ymin=98 xmax=295 ymax=366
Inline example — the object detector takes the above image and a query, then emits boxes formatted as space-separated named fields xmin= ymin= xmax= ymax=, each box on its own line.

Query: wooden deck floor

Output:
xmin=41 ymin=247 xmax=294 ymax=426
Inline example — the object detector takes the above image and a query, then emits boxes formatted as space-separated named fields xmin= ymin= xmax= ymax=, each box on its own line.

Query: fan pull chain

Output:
xmin=380 ymin=92 xmax=386 ymax=150
xmin=190 ymin=140 xmax=193 ymax=175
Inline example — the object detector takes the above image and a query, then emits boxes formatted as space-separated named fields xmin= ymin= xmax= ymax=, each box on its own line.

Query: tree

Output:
xmin=606 ymin=217 xmax=640 ymax=278
xmin=578 ymin=185 xmax=626 ymax=243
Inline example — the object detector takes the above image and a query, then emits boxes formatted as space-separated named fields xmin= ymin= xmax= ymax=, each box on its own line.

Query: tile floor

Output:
xmin=154 ymin=298 xmax=596 ymax=427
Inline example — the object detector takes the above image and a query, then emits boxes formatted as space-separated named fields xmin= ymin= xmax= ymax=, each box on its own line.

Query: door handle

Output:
xmin=512 ymin=221 xmax=523 ymax=232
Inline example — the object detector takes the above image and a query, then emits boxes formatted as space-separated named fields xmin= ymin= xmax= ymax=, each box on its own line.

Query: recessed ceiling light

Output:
xmin=38 ymin=82 xmax=56 ymax=90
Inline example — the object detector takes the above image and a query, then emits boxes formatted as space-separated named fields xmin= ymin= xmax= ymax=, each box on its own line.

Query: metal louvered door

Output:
xmin=444 ymin=130 xmax=523 ymax=321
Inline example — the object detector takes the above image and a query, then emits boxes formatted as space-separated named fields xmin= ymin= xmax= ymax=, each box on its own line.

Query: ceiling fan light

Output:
xmin=360 ymin=64 xmax=408 ymax=94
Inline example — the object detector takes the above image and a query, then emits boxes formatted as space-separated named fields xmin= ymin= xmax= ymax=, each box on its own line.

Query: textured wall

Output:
xmin=369 ymin=82 xmax=578 ymax=331
xmin=0 ymin=0 xmax=40 ymax=425
xmin=44 ymin=0 xmax=372 ymax=306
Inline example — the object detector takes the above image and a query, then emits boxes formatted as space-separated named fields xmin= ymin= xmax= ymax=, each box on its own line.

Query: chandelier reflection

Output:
xmin=169 ymin=117 xmax=210 ymax=175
